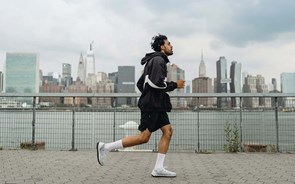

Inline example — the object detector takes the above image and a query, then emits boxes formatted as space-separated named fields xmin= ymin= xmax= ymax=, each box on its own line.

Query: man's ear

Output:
xmin=160 ymin=45 xmax=165 ymax=51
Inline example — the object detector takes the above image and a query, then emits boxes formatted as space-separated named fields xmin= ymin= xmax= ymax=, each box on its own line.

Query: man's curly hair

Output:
xmin=151 ymin=34 xmax=167 ymax=52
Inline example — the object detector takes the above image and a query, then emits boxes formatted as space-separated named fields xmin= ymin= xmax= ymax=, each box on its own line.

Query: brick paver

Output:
xmin=0 ymin=150 xmax=295 ymax=184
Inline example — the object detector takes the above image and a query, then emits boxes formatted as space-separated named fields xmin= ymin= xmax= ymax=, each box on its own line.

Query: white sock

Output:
xmin=154 ymin=153 xmax=166 ymax=170
xmin=104 ymin=140 xmax=123 ymax=151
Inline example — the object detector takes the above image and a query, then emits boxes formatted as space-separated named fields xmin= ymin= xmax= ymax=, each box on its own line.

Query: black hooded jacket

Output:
xmin=137 ymin=52 xmax=177 ymax=111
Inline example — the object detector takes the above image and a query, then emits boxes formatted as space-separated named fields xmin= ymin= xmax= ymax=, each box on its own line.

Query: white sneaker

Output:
xmin=151 ymin=168 xmax=177 ymax=177
xmin=96 ymin=142 xmax=106 ymax=166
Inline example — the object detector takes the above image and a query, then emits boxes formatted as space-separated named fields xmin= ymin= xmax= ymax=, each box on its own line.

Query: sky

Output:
xmin=0 ymin=0 xmax=295 ymax=88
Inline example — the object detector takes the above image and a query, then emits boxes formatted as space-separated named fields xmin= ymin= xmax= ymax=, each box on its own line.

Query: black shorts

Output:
xmin=138 ymin=111 xmax=170 ymax=132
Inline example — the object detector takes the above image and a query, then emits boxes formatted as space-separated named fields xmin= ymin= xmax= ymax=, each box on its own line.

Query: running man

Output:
xmin=97 ymin=34 xmax=185 ymax=177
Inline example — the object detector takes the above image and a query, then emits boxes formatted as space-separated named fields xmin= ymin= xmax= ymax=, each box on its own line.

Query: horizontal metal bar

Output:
xmin=0 ymin=93 xmax=295 ymax=98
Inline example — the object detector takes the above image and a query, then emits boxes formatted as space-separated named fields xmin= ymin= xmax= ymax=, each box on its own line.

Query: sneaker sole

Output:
xmin=96 ymin=142 xmax=104 ymax=166
xmin=151 ymin=174 xmax=176 ymax=178
xmin=151 ymin=173 xmax=176 ymax=177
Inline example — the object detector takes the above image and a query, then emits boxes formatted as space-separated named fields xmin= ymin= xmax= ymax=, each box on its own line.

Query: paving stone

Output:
xmin=0 ymin=150 xmax=295 ymax=184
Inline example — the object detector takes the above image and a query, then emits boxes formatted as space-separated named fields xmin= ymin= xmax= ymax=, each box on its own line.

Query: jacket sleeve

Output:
xmin=136 ymin=73 xmax=145 ymax=92
xmin=146 ymin=56 xmax=177 ymax=92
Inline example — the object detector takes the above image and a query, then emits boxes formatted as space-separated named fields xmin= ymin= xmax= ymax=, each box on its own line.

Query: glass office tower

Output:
xmin=216 ymin=56 xmax=229 ymax=108
xmin=281 ymin=73 xmax=295 ymax=108
xmin=230 ymin=61 xmax=242 ymax=107
xmin=4 ymin=53 xmax=39 ymax=104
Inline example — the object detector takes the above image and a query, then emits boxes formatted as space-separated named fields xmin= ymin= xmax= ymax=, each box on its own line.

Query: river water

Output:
xmin=0 ymin=110 xmax=294 ymax=152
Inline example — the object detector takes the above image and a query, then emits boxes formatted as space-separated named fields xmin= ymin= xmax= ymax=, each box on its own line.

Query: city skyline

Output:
xmin=0 ymin=1 xmax=295 ymax=87
xmin=0 ymin=49 xmax=293 ymax=92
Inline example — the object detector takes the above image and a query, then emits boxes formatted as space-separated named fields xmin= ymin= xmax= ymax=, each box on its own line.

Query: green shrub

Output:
xmin=267 ymin=144 xmax=276 ymax=153
xmin=224 ymin=121 xmax=240 ymax=153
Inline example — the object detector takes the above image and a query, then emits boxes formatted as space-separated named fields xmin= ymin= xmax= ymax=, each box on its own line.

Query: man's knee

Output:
xmin=139 ymin=130 xmax=151 ymax=143
xmin=163 ymin=126 xmax=173 ymax=138
xmin=139 ymin=134 xmax=150 ymax=143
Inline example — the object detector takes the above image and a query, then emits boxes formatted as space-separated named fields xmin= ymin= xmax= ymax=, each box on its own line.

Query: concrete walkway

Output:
xmin=0 ymin=150 xmax=295 ymax=184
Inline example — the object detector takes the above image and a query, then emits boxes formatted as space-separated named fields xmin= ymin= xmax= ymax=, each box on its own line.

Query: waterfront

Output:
xmin=1 ymin=110 xmax=294 ymax=152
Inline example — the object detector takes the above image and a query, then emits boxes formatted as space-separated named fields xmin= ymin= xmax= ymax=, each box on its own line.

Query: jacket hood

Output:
xmin=140 ymin=52 xmax=170 ymax=65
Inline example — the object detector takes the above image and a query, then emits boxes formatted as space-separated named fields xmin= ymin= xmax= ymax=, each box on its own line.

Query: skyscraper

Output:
xmin=281 ymin=73 xmax=295 ymax=93
xmin=243 ymin=75 xmax=259 ymax=108
xmin=242 ymin=71 xmax=248 ymax=86
xmin=62 ymin=63 xmax=71 ymax=78
xmin=61 ymin=63 xmax=72 ymax=87
xmin=199 ymin=50 xmax=206 ymax=77
xmin=167 ymin=63 xmax=186 ymax=108
xmin=86 ymin=42 xmax=95 ymax=75
xmin=216 ymin=56 xmax=230 ymax=108
xmin=0 ymin=71 xmax=3 ymax=92
xmin=230 ymin=61 xmax=242 ymax=107
xmin=281 ymin=73 xmax=295 ymax=108
xmin=109 ymin=66 xmax=136 ymax=107
xmin=77 ymin=53 xmax=85 ymax=83
xmin=4 ymin=53 xmax=39 ymax=104
xmin=192 ymin=52 xmax=213 ymax=107
xmin=192 ymin=77 xmax=213 ymax=107
xmin=256 ymin=75 xmax=271 ymax=108
xmin=271 ymin=78 xmax=278 ymax=92
xmin=242 ymin=74 xmax=270 ymax=108
xmin=85 ymin=42 xmax=97 ymax=88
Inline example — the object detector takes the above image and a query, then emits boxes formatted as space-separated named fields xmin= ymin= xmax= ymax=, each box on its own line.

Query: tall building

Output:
xmin=61 ymin=63 xmax=72 ymax=87
xmin=271 ymin=78 xmax=278 ymax=92
xmin=242 ymin=74 xmax=270 ymax=108
xmin=97 ymin=72 xmax=108 ymax=82
xmin=192 ymin=77 xmax=213 ymax=107
xmin=118 ymin=66 xmax=136 ymax=106
xmin=4 ymin=53 xmax=39 ymax=104
xmin=281 ymin=73 xmax=295 ymax=93
xmin=167 ymin=63 xmax=186 ymax=108
xmin=243 ymin=75 xmax=259 ymax=108
xmin=230 ymin=61 xmax=242 ymax=107
xmin=256 ymin=75 xmax=271 ymax=108
xmin=109 ymin=66 xmax=136 ymax=107
xmin=77 ymin=53 xmax=86 ymax=83
xmin=192 ymin=52 xmax=213 ymax=107
xmin=242 ymin=71 xmax=248 ymax=86
xmin=216 ymin=56 xmax=230 ymax=108
xmin=199 ymin=50 xmax=206 ymax=77
xmin=43 ymin=72 xmax=59 ymax=85
xmin=281 ymin=73 xmax=295 ymax=108
xmin=0 ymin=71 xmax=3 ymax=92
xmin=85 ymin=42 xmax=96 ymax=87
xmin=108 ymin=72 xmax=118 ymax=92
xmin=62 ymin=63 xmax=71 ymax=78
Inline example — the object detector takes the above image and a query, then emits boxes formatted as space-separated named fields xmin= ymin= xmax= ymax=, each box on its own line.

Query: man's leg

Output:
xmin=158 ymin=124 xmax=173 ymax=154
xmin=122 ymin=128 xmax=151 ymax=147
xmin=151 ymin=124 xmax=176 ymax=177
xmin=97 ymin=129 xmax=151 ymax=166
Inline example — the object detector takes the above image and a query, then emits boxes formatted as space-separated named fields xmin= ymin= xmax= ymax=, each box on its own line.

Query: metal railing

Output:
xmin=0 ymin=93 xmax=295 ymax=153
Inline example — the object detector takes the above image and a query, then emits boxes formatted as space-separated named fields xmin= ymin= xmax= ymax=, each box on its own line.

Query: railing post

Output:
xmin=31 ymin=96 xmax=36 ymax=150
xmin=239 ymin=97 xmax=243 ymax=152
xmin=113 ymin=97 xmax=116 ymax=142
xmin=196 ymin=97 xmax=200 ymax=153
xmin=275 ymin=97 xmax=279 ymax=152
xmin=70 ymin=97 xmax=77 ymax=151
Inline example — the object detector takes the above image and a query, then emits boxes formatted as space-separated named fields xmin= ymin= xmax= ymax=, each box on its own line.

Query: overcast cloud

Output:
xmin=0 ymin=0 xmax=294 ymax=87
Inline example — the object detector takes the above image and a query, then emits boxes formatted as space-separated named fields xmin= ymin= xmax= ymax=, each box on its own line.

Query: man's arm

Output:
xmin=147 ymin=57 xmax=184 ymax=92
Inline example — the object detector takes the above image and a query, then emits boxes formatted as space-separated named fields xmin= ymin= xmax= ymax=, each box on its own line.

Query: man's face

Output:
xmin=161 ymin=39 xmax=173 ymax=56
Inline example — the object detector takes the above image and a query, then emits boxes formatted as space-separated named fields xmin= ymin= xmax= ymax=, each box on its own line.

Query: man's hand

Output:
xmin=176 ymin=79 xmax=185 ymax=89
